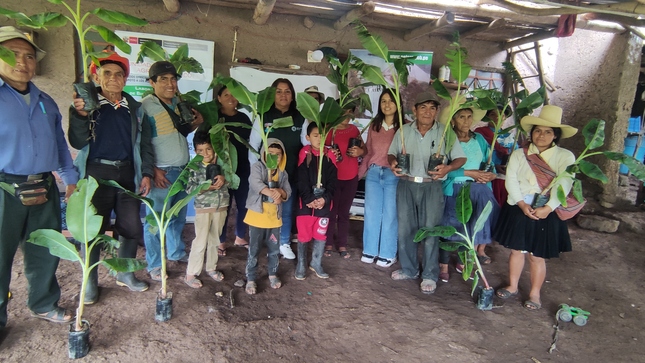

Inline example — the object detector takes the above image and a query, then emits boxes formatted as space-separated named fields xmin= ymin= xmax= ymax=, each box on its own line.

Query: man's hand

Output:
xmin=72 ymin=92 xmax=88 ymax=117
xmin=190 ymin=109 xmax=204 ymax=131
xmin=64 ymin=184 xmax=77 ymax=203
xmin=153 ymin=167 xmax=171 ymax=189
xmin=428 ymin=164 xmax=450 ymax=180
xmin=139 ymin=176 xmax=152 ymax=197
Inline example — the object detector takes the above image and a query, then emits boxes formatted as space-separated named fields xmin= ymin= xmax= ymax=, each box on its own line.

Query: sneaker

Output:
xmin=176 ymin=255 xmax=189 ymax=263
xmin=376 ymin=257 xmax=397 ymax=268
xmin=360 ymin=253 xmax=376 ymax=264
xmin=280 ymin=244 xmax=296 ymax=259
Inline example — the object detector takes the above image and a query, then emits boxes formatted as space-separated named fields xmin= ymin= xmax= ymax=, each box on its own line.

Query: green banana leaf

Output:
xmin=582 ymin=118 xmax=605 ymax=150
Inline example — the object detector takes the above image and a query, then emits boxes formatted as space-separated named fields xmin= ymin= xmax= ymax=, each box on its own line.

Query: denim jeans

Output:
xmin=362 ymin=165 xmax=399 ymax=259
xmin=143 ymin=166 xmax=188 ymax=272
xmin=219 ymin=169 xmax=250 ymax=242
xmin=246 ymin=226 xmax=280 ymax=281
xmin=279 ymin=187 xmax=296 ymax=245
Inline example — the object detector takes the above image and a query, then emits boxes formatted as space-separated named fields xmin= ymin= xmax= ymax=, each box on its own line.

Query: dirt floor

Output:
xmin=1 ymin=197 xmax=645 ymax=362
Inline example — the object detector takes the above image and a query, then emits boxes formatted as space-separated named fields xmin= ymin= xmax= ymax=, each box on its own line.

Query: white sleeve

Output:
xmin=301 ymin=119 xmax=311 ymax=146
xmin=248 ymin=117 xmax=262 ymax=165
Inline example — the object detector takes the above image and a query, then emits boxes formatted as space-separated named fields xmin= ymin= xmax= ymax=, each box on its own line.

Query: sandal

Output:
xmin=523 ymin=300 xmax=542 ymax=311
xmin=420 ymin=279 xmax=437 ymax=295
xmin=31 ymin=307 xmax=73 ymax=324
xmin=184 ymin=276 xmax=202 ymax=289
xmin=207 ymin=270 xmax=224 ymax=282
xmin=496 ymin=288 xmax=518 ymax=299
xmin=478 ymin=255 xmax=492 ymax=265
xmin=391 ymin=269 xmax=419 ymax=281
xmin=234 ymin=237 xmax=249 ymax=248
xmin=339 ymin=249 xmax=350 ymax=259
xmin=218 ymin=245 xmax=227 ymax=256
xmin=269 ymin=276 xmax=282 ymax=289
xmin=324 ymin=248 xmax=333 ymax=257
xmin=245 ymin=281 xmax=257 ymax=295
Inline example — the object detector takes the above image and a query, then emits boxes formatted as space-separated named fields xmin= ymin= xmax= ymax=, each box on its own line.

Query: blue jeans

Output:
xmin=362 ymin=165 xmax=399 ymax=259
xmin=143 ymin=166 xmax=188 ymax=272
xmin=219 ymin=172 xmax=249 ymax=242
xmin=279 ymin=185 xmax=296 ymax=245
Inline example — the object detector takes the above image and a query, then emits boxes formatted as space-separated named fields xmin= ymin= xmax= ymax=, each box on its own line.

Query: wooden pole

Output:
xmin=403 ymin=12 xmax=454 ymax=41
xmin=253 ymin=0 xmax=276 ymax=25
xmin=333 ymin=1 xmax=376 ymax=30
xmin=162 ymin=0 xmax=180 ymax=13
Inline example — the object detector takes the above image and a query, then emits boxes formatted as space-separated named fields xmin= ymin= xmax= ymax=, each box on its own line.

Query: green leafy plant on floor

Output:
xmin=297 ymin=93 xmax=347 ymax=188
xmin=103 ymin=156 xmax=211 ymax=300
xmin=211 ymin=76 xmax=293 ymax=180
xmin=0 ymin=1 xmax=147 ymax=80
xmin=414 ymin=183 xmax=493 ymax=295
xmin=352 ymin=21 xmax=411 ymax=153
xmin=537 ymin=118 xmax=645 ymax=204
xmin=27 ymin=177 xmax=146 ymax=332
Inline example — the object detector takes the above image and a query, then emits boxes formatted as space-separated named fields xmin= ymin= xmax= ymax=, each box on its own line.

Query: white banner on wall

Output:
xmin=229 ymin=66 xmax=337 ymax=99
xmin=115 ymin=30 xmax=215 ymax=102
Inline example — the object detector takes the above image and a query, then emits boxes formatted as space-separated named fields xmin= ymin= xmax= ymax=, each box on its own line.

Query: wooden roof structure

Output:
xmin=161 ymin=0 xmax=645 ymax=48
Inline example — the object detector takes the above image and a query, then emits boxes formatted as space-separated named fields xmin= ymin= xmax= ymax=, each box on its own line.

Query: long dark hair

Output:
xmin=529 ymin=125 xmax=562 ymax=145
xmin=370 ymin=89 xmax=402 ymax=132
xmin=271 ymin=78 xmax=297 ymax=112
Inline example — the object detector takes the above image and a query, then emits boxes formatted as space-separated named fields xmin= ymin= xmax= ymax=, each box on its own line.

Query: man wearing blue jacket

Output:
xmin=0 ymin=26 xmax=79 ymax=329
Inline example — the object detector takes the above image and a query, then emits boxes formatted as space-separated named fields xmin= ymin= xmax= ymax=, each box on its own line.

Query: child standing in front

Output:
xmin=295 ymin=122 xmax=337 ymax=280
xmin=243 ymin=138 xmax=291 ymax=295
xmin=184 ymin=133 xmax=229 ymax=288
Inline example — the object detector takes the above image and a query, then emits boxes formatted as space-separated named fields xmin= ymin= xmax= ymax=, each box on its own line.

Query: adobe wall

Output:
xmin=550 ymin=30 xmax=642 ymax=206
xmin=3 ymin=0 xmax=506 ymax=124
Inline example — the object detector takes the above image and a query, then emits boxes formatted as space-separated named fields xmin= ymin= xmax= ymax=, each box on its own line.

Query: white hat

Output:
xmin=520 ymin=105 xmax=577 ymax=139
xmin=0 ymin=26 xmax=46 ymax=61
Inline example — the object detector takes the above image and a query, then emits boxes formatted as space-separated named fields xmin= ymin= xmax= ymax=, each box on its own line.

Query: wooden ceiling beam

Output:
xmin=460 ymin=18 xmax=507 ymax=38
xmin=403 ymin=12 xmax=454 ymax=41
xmin=333 ymin=1 xmax=376 ymax=30
xmin=253 ymin=0 xmax=276 ymax=25
xmin=163 ymin=0 xmax=180 ymax=13
xmin=505 ymin=31 xmax=555 ymax=49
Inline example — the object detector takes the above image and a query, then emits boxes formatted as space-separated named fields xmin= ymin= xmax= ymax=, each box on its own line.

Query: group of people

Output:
xmin=0 ymin=24 xmax=579 ymax=331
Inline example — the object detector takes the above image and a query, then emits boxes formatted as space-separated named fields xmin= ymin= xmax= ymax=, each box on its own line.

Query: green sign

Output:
xmin=388 ymin=51 xmax=433 ymax=65
xmin=124 ymin=85 xmax=153 ymax=98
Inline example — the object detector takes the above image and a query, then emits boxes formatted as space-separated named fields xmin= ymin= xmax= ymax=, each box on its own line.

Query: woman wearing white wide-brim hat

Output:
xmin=493 ymin=105 xmax=578 ymax=311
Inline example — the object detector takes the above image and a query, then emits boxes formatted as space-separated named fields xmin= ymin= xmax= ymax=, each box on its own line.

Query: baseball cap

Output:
xmin=414 ymin=91 xmax=440 ymax=107
xmin=89 ymin=52 xmax=130 ymax=77
xmin=0 ymin=26 xmax=46 ymax=61
xmin=148 ymin=61 xmax=180 ymax=81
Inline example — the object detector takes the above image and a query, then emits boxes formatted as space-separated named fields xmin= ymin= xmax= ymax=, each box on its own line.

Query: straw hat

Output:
xmin=520 ymin=105 xmax=577 ymax=139
xmin=438 ymin=96 xmax=486 ymax=125
xmin=0 ymin=26 xmax=46 ymax=61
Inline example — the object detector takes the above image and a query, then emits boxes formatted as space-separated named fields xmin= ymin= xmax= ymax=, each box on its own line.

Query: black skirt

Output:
xmin=493 ymin=204 xmax=571 ymax=259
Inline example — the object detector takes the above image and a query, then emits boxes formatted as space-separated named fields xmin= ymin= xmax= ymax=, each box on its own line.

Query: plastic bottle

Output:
xmin=439 ymin=65 xmax=451 ymax=82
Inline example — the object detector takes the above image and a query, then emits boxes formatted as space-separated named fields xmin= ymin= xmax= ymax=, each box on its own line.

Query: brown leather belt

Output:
xmin=401 ymin=176 xmax=435 ymax=183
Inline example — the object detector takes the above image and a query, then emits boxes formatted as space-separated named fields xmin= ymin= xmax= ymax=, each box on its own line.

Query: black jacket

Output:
xmin=296 ymin=145 xmax=337 ymax=217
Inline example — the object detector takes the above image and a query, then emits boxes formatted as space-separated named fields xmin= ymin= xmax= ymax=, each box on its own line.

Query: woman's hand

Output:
xmin=347 ymin=146 xmax=364 ymax=158
xmin=517 ymin=201 xmax=539 ymax=220
xmin=533 ymin=205 xmax=552 ymax=219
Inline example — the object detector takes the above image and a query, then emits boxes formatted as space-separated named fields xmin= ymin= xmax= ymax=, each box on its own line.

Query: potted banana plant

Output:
xmin=103 ymin=156 xmax=211 ymax=322
xmin=431 ymin=35 xmax=475 ymax=171
xmin=0 ymin=2 xmax=147 ymax=110
xmin=212 ymin=76 xmax=293 ymax=185
xmin=414 ymin=183 xmax=495 ymax=310
xmin=28 ymin=177 xmax=146 ymax=359
xmin=297 ymin=93 xmax=347 ymax=194
xmin=351 ymin=21 xmax=412 ymax=174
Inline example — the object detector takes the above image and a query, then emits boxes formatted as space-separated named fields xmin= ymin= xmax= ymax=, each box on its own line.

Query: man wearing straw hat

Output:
xmin=0 ymin=26 xmax=78 ymax=328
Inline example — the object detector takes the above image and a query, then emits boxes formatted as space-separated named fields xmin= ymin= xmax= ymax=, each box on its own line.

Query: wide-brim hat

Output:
xmin=147 ymin=60 xmax=181 ymax=81
xmin=0 ymin=26 xmax=46 ymax=61
xmin=89 ymin=52 xmax=130 ymax=77
xmin=304 ymin=85 xmax=325 ymax=100
xmin=438 ymin=95 xmax=486 ymax=125
xmin=520 ymin=105 xmax=577 ymax=139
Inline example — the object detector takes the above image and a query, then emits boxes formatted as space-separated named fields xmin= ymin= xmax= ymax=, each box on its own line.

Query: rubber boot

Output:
xmin=295 ymin=242 xmax=307 ymax=280
xmin=309 ymin=240 xmax=329 ymax=279
xmin=115 ymin=237 xmax=149 ymax=292
xmin=81 ymin=243 xmax=101 ymax=304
